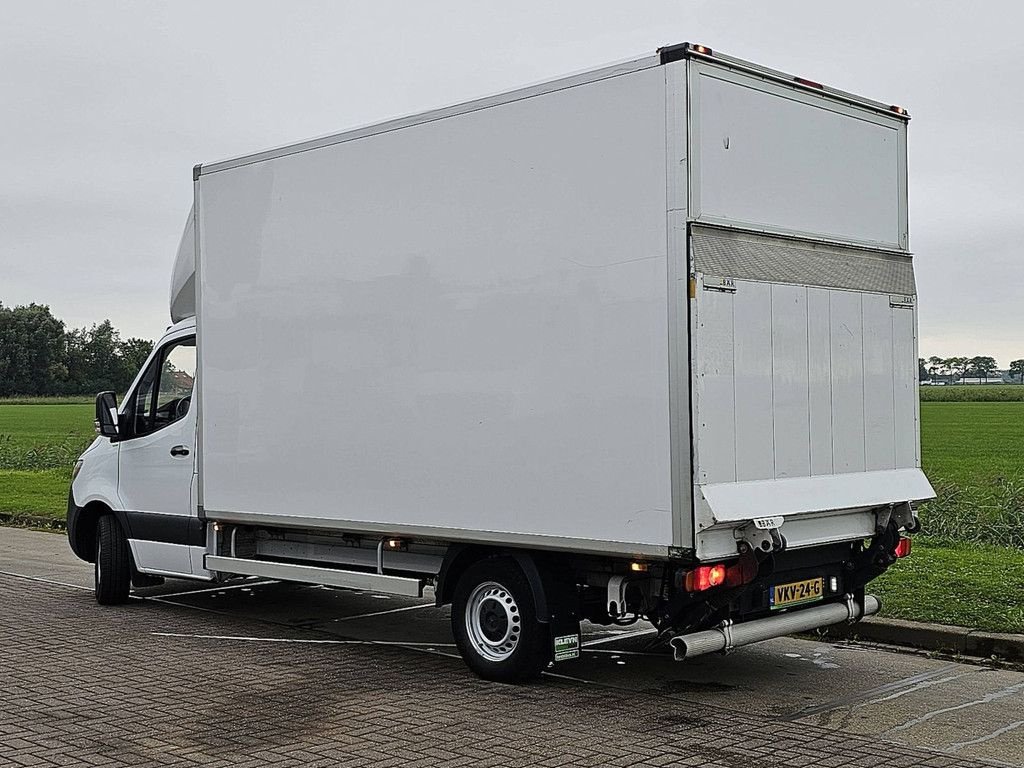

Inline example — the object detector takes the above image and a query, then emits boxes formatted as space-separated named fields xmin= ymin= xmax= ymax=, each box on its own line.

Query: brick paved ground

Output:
xmin=0 ymin=574 xmax=1006 ymax=768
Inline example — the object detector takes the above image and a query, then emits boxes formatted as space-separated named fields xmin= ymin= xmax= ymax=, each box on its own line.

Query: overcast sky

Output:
xmin=3 ymin=1 xmax=1022 ymax=364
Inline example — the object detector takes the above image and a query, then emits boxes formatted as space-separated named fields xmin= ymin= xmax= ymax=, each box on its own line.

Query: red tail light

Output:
xmin=894 ymin=537 xmax=912 ymax=558
xmin=686 ymin=563 xmax=727 ymax=592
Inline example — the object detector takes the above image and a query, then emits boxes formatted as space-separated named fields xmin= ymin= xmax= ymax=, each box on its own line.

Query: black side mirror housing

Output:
xmin=95 ymin=391 xmax=120 ymax=440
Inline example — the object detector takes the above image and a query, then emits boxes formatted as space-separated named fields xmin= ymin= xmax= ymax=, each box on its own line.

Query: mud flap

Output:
xmin=543 ymin=574 xmax=581 ymax=663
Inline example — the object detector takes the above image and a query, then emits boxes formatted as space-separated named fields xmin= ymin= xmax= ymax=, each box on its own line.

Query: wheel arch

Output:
xmin=67 ymin=496 xmax=130 ymax=563
xmin=436 ymin=545 xmax=550 ymax=622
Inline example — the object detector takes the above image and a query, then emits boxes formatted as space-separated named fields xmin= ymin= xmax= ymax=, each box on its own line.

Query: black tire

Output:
xmin=95 ymin=515 xmax=132 ymax=605
xmin=451 ymin=557 xmax=549 ymax=682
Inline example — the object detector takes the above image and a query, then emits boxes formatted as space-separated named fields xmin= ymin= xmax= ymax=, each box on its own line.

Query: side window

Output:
xmin=132 ymin=357 xmax=160 ymax=435
xmin=128 ymin=336 xmax=196 ymax=438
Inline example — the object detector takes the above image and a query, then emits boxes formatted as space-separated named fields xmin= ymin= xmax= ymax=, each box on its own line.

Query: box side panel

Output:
xmin=197 ymin=67 xmax=673 ymax=549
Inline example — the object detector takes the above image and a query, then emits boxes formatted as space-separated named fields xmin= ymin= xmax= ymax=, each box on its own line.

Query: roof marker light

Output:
xmin=690 ymin=44 xmax=713 ymax=56
xmin=794 ymin=76 xmax=824 ymax=89
xmin=890 ymin=105 xmax=908 ymax=115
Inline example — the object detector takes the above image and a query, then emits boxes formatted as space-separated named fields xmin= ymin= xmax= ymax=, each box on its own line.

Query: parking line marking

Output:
xmin=782 ymin=663 xmax=966 ymax=720
xmin=581 ymin=627 xmax=658 ymax=647
xmin=542 ymin=670 xmax=596 ymax=684
xmin=884 ymin=681 xmax=1024 ymax=734
xmin=0 ymin=570 xmax=92 ymax=591
xmin=585 ymin=648 xmax=666 ymax=657
xmin=329 ymin=602 xmax=437 ymax=622
xmin=862 ymin=671 xmax=976 ymax=707
xmin=154 ymin=579 xmax=277 ymax=598
xmin=948 ymin=720 xmax=1024 ymax=752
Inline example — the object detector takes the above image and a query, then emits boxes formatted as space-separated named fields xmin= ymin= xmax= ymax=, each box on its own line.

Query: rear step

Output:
xmin=204 ymin=555 xmax=425 ymax=597
xmin=670 ymin=594 xmax=880 ymax=660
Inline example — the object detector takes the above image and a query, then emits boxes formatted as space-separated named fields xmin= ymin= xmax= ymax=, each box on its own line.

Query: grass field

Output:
xmin=873 ymin=540 xmax=1024 ymax=633
xmin=0 ymin=403 xmax=94 ymax=519
xmin=1 ymin=395 xmax=1022 ymax=633
xmin=0 ymin=395 xmax=96 ymax=405
xmin=918 ymin=401 xmax=1024 ymax=547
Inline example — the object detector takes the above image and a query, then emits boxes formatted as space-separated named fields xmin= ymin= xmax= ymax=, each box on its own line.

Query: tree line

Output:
xmin=920 ymin=356 xmax=1024 ymax=384
xmin=0 ymin=303 xmax=153 ymax=397
xmin=4 ymin=299 xmax=1023 ymax=395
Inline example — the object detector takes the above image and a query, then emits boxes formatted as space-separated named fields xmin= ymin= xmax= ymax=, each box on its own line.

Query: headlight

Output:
xmin=71 ymin=459 xmax=84 ymax=482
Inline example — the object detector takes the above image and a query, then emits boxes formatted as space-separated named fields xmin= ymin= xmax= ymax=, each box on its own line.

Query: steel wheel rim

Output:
xmin=465 ymin=581 xmax=521 ymax=662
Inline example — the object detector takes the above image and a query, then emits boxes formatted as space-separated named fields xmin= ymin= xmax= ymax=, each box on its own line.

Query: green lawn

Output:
xmin=873 ymin=540 xmax=1024 ymax=633
xmin=0 ymin=403 xmax=95 ymax=453
xmin=918 ymin=401 xmax=1024 ymax=547
xmin=0 ymin=469 xmax=72 ymax=521
xmin=920 ymin=401 xmax=1024 ymax=485
xmin=0 ymin=402 xmax=94 ymax=521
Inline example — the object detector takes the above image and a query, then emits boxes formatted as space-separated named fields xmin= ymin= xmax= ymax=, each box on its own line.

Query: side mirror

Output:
xmin=95 ymin=391 xmax=120 ymax=440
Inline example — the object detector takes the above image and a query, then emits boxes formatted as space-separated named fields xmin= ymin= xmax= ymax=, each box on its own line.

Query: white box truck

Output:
xmin=69 ymin=43 xmax=933 ymax=681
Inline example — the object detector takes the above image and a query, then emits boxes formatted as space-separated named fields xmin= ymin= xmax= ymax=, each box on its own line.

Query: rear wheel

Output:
xmin=95 ymin=515 xmax=132 ymax=605
xmin=452 ymin=557 xmax=549 ymax=682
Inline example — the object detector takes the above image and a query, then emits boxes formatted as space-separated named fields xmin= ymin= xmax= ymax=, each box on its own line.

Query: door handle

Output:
xmin=170 ymin=445 xmax=190 ymax=457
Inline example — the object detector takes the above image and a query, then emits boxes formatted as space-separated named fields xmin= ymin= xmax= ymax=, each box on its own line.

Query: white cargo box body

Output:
xmin=194 ymin=46 xmax=933 ymax=561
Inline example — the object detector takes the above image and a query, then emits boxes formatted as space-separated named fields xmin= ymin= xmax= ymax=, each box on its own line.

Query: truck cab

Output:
xmin=68 ymin=315 xmax=206 ymax=593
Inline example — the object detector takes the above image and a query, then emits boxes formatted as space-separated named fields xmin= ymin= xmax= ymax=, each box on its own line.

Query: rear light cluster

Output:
xmin=686 ymin=564 xmax=726 ymax=592
xmin=894 ymin=537 xmax=912 ymax=559
xmin=683 ymin=556 xmax=758 ymax=593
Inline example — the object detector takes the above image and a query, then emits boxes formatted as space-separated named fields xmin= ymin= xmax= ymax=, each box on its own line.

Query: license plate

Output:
xmin=770 ymin=577 xmax=824 ymax=610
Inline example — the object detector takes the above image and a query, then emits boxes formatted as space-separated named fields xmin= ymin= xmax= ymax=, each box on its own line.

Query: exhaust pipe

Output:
xmin=669 ymin=594 xmax=880 ymax=661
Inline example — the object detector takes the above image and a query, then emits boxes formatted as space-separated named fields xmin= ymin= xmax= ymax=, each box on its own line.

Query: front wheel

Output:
xmin=95 ymin=515 xmax=132 ymax=605
xmin=451 ymin=557 xmax=549 ymax=682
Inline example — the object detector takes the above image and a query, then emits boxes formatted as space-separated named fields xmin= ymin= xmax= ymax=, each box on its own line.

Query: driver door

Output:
xmin=117 ymin=333 xmax=199 ymax=576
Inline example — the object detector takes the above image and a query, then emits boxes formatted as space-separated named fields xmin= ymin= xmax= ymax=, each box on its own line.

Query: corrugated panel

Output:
xmin=829 ymin=291 xmax=866 ymax=473
xmin=694 ymin=282 xmax=737 ymax=484
xmin=771 ymin=284 xmax=811 ymax=479
xmin=734 ymin=281 xmax=775 ymax=481
xmin=892 ymin=307 xmax=918 ymax=468
xmin=692 ymin=226 xmax=914 ymax=295
xmin=806 ymin=288 xmax=834 ymax=475
xmin=862 ymin=293 xmax=897 ymax=470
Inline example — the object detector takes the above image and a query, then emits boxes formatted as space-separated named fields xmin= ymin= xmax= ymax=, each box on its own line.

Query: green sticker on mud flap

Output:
xmin=553 ymin=633 xmax=580 ymax=662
